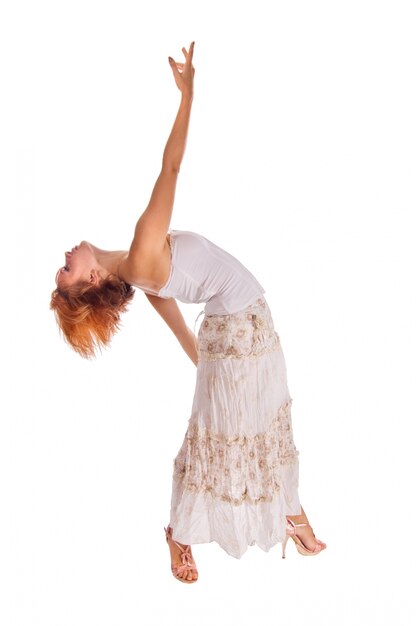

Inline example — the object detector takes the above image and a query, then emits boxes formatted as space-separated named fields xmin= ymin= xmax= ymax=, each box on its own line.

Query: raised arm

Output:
xmin=126 ymin=42 xmax=195 ymax=271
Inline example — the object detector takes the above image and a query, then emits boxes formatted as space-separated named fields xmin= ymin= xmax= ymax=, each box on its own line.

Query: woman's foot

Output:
xmin=286 ymin=506 xmax=327 ymax=552
xmin=165 ymin=526 xmax=198 ymax=582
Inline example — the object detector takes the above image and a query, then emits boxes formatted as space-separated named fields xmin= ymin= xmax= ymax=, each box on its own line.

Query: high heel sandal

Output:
xmin=281 ymin=519 xmax=327 ymax=558
xmin=164 ymin=526 xmax=198 ymax=584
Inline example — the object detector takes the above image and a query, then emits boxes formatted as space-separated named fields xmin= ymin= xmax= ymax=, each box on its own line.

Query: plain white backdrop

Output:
xmin=1 ymin=1 xmax=415 ymax=625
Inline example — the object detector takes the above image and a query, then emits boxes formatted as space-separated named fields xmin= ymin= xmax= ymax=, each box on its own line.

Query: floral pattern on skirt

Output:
xmin=169 ymin=297 xmax=301 ymax=559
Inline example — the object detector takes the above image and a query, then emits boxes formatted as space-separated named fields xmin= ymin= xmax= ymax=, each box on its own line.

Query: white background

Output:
xmin=1 ymin=1 xmax=415 ymax=624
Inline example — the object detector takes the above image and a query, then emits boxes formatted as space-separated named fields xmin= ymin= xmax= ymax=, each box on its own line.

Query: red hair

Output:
xmin=50 ymin=276 xmax=135 ymax=358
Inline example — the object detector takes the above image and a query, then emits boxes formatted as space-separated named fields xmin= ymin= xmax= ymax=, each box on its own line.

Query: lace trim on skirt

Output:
xmin=173 ymin=398 xmax=299 ymax=506
xmin=196 ymin=297 xmax=281 ymax=361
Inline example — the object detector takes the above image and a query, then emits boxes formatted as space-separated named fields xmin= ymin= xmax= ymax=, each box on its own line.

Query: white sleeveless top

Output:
xmin=141 ymin=230 xmax=265 ymax=315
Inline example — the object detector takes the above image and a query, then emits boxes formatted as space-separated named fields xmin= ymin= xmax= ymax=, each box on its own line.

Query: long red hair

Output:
xmin=50 ymin=276 xmax=135 ymax=358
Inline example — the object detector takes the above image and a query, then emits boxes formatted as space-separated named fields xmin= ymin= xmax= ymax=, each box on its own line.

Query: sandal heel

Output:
xmin=281 ymin=534 xmax=290 ymax=559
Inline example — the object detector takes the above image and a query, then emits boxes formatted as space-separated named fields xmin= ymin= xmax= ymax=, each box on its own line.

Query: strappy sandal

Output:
xmin=281 ymin=519 xmax=327 ymax=558
xmin=164 ymin=526 xmax=199 ymax=583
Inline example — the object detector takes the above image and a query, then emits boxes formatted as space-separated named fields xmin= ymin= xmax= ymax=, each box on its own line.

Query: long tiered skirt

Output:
xmin=169 ymin=297 xmax=301 ymax=559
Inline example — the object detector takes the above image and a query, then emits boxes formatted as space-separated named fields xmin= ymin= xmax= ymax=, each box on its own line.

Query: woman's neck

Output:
xmin=90 ymin=244 xmax=128 ymax=279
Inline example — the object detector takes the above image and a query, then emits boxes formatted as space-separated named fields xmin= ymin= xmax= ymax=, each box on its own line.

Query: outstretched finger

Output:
xmin=188 ymin=41 xmax=195 ymax=61
xmin=168 ymin=58 xmax=184 ymax=68
xmin=168 ymin=56 xmax=181 ymax=78
xmin=183 ymin=42 xmax=195 ymax=61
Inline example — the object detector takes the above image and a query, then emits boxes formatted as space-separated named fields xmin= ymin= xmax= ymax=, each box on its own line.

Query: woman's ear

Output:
xmin=89 ymin=269 xmax=101 ymax=285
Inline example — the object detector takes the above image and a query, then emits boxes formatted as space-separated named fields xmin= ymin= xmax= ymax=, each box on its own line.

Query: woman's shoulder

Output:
xmin=121 ymin=233 xmax=171 ymax=289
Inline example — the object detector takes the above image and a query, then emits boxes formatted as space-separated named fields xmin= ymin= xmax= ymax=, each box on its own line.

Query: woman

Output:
xmin=50 ymin=41 xmax=327 ymax=584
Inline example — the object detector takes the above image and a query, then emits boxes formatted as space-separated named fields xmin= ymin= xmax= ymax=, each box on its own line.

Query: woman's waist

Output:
xmin=196 ymin=297 xmax=280 ymax=361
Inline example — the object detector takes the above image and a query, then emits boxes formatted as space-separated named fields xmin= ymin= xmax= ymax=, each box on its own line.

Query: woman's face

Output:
xmin=55 ymin=241 xmax=97 ymax=288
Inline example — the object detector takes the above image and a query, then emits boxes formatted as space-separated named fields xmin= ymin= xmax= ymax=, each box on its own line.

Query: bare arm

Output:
xmin=124 ymin=42 xmax=195 ymax=278
xmin=145 ymin=293 xmax=198 ymax=367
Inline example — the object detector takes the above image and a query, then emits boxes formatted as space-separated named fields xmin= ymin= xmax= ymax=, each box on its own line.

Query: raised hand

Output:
xmin=168 ymin=41 xmax=195 ymax=100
